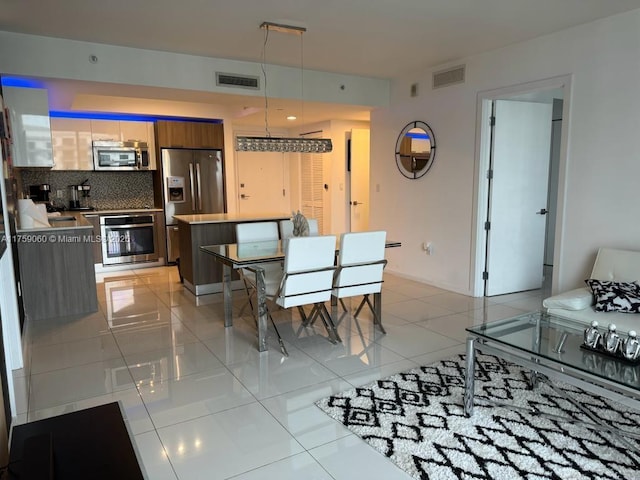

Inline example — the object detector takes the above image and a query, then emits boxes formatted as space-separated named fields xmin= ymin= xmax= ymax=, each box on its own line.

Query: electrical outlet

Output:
xmin=56 ymin=189 xmax=64 ymax=198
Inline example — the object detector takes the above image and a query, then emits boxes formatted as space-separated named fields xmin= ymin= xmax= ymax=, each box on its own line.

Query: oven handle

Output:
xmin=99 ymin=214 xmax=155 ymax=222
xmin=103 ymin=223 xmax=155 ymax=229
xmin=189 ymin=163 xmax=196 ymax=210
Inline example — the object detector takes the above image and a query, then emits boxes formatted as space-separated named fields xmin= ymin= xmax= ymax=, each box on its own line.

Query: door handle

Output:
xmin=196 ymin=163 xmax=203 ymax=211
xmin=240 ymin=194 xmax=251 ymax=199
xmin=188 ymin=163 xmax=196 ymax=210
xmin=351 ymin=201 xmax=364 ymax=206
xmin=536 ymin=208 xmax=548 ymax=215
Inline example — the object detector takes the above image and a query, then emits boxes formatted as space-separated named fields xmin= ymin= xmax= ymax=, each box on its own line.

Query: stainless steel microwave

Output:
xmin=93 ymin=140 xmax=151 ymax=171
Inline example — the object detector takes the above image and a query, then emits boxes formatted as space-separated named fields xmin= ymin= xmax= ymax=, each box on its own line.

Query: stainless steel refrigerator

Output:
xmin=162 ymin=148 xmax=226 ymax=263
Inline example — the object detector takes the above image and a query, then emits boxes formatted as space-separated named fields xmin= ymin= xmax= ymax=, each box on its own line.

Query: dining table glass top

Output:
xmin=201 ymin=240 xmax=284 ymax=267
xmin=200 ymin=238 xmax=401 ymax=268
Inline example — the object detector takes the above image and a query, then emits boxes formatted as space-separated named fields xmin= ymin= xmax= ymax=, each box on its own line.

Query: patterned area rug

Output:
xmin=316 ymin=354 xmax=640 ymax=479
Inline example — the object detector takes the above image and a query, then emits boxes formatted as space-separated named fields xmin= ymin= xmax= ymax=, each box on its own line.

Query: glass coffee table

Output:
xmin=464 ymin=311 xmax=640 ymax=442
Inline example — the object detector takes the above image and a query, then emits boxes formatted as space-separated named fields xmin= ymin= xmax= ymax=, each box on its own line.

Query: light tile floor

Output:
xmin=13 ymin=266 xmax=549 ymax=479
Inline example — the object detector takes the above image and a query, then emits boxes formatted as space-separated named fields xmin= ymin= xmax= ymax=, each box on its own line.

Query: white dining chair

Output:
xmin=279 ymin=219 xmax=294 ymax=239
xmin=235 ymin=221 xmax=287 ymax=354
xmin=279 ymin=218 xmax=319 ymax=239
xmin=265 ymin=235 xmax=341 ymax=344
xmin=308 ymin=218 xmax=319 ymax=235
xmin=235 ymin=222 xmax=282 ymax=288
xmin=332 ymin=230 xmax=388 ymax=333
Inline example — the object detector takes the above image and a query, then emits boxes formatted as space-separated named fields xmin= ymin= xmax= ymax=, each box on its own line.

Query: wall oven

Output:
xmin=100 ymin=214 xmax=159 ymax=265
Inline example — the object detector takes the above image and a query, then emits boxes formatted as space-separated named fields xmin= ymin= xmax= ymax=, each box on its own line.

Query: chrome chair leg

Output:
xmin=354 ymin=294 xmax=386 ymax=334
xmin=263 ymin=308 xmax=289 ymax=357
xmin=319 ymin=303 xmax=342 ymax=343
xmin=273 ymin=320 xmax=288 ymax=357
xmin=244 ymin=279 xmax=289 ymax=357
xmin=297 ymin=305 xmax=309 ymax=324
xmin=298 ymin=303 xmax=341 ymax=344
xmin=314 ymin=306 xmax=337 ymax=344
xmin=339 ymin=298 xmax=348 ymax=312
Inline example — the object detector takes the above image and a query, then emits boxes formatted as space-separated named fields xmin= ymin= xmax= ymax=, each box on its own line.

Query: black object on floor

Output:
xmin=176 ymin=257 xmax=184 ymax=283
xmin=9 ymin=402 xmax=144 ymax=480
xmin=21 ymin=433 xmax=54 ymax=479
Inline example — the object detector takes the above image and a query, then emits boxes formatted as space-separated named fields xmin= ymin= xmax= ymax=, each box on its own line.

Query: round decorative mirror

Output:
xmin=395 ymin=121 xmax=436 ymax=179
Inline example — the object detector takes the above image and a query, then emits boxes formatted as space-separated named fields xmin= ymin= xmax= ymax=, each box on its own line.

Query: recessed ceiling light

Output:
xmin=287 ymin=115 xmax=297 ymax=121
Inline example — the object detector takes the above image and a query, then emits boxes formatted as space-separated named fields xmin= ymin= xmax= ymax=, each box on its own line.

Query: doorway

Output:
xmin=472 ymin=76 xmax=571 ymax=297
xmin=236 ymin=151 xmax=289 ymax=215
xmin=348 ymin=128 xmax=370 ymax=232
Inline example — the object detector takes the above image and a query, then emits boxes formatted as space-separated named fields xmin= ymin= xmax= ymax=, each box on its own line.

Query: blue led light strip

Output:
xmin=49 ymin=111 xmax=222 ymax=123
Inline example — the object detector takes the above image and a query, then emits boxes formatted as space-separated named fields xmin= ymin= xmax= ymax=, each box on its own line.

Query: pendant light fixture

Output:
xmin=235 ymin=21 xmax=333 ymax=153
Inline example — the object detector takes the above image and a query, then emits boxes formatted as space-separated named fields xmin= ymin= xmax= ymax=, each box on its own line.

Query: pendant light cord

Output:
xmin=300 ymin=31 xmax=304 ymax=128
xmin=261 ymin=26 xmax=271 ymax=138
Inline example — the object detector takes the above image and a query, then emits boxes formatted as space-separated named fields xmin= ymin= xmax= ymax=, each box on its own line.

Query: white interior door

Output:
xmin=545 ymin=109 xmax=562 ymax=266
xmin=485 ymin=100 xmax=553 ymax=296
xmin=349 ymin=128 xmax=370 ymax=232
xmin=236 ymin=152 xmax=288 ymax=214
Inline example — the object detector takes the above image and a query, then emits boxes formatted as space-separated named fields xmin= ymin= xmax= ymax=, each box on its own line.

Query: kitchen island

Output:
xmin=16 ymin=213 xmax=98 ymax=320
xmin=174 ymin=213 xmax=289 ymax=295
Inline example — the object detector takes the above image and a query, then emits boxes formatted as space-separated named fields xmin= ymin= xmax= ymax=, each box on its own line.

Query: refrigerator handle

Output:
xmin=188 ymin=163 xmax=196 ymax=211
xmin=196 ymin=162 xmax=203 ymax=211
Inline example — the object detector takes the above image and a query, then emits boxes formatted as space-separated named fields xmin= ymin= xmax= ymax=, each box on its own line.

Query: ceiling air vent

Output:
xmin=215 ymin=72 xmax=260 ymax=90
xmin=432 ymin=65 xmax=465 ymax=89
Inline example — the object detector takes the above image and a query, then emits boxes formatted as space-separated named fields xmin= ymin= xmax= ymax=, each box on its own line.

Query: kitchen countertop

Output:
xmin=17 ymin=211 xmax=93 ymax=233
xmin=16 ymin=208 xmax=164 ymax=235
xmin=174 ymin=213 xmax=290 ymax=224
xmin=85 ymin=208 xmax=163 ymax=215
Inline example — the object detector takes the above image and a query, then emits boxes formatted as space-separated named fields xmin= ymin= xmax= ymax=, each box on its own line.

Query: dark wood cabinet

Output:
xmin=156 ymin=121 xmax=191 ymax=148
xmin=18 ymin=227 xmax=98 ymax=320
xmin=191 ymin=122 xmax=224 ymax=148
xmin=84 ymin=214 xmax=102 ymax=264
xmin=156 ymin=120 xmax=224 ymax=149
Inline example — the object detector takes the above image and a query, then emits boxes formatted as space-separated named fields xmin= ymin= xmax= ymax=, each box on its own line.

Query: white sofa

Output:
xmin=543 ymin=247 xmax=640 ymax=333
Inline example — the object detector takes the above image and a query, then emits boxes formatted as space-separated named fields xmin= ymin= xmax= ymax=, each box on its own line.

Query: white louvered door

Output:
xmin=300 ymin=150 xmax=325 ymax=234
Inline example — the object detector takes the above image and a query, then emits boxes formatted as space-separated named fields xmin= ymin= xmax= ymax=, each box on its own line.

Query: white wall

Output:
xmin=371 ymin=9 xmax=640 ymax=295
xmin=0 ymin=31 xmax=389 ymax=107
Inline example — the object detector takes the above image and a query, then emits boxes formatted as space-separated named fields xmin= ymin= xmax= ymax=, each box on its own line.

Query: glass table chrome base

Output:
xmin=464 ymin=335 xmax=640 ymax=454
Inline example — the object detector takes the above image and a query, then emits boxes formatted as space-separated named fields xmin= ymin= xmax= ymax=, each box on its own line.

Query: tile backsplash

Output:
xmin=19 ymin=170 xmax=156 ymax=210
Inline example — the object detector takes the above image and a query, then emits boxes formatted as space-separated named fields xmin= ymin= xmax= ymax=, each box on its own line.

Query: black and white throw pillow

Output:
xmin=585 ymin=279 xmax=640 ymax=313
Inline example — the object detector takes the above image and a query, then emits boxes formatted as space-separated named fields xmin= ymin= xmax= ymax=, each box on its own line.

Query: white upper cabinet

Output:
xmin=90 ymin=120 xmax=156 ymax=169
xmin=50 ymin=118 xmax=93 ymax=170
xmin=90 ymin=120 xmax=150 ymax=143
xmin=90 ymin=120 xmax=121 ymax=142
xmin=120 ymin=121 xmax=149 ymax=143
xmin=2 ymin=86 xmax=54 ymax=167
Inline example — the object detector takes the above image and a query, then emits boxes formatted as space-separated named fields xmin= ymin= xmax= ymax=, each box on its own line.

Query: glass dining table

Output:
xmin=200 ymin=238 xmax=401 ymax=353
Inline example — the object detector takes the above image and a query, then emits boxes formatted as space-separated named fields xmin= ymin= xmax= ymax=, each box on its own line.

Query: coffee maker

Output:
xmin=29 ymin=184 xmax=50 ymax=203
xmin=68 ymin=183 xmax=93 ymax=210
